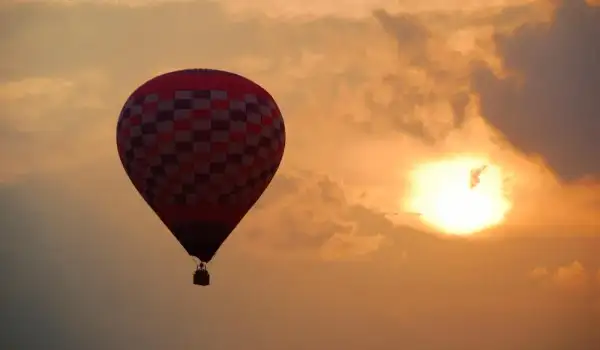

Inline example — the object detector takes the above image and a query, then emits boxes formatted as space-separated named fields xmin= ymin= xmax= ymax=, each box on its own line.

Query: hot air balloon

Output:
xmin=116 ymin=69 xmax=286 ymax=286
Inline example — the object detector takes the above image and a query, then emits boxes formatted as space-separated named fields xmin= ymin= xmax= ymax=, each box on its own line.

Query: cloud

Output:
xmin=0 ymin=2 xmax=434 ymax=259
xmin=25 ymin=0 xmax=538 ymax=18
xmin=553 ymin=261 xmax=590 ymax=292
xmin=529 ymin=260 xmax=600 ymax=334
xmin=237 ymin=170 xmax=390 ymax=260
xmin=0 ymin=77 xmax=74 ymax=101
xmin=0 ymin=71 xmax=115 ymax=182
xmin=2 ymin=0 xmax=600 ymax=248
xmin=3 ymin=2 xmax=600 ymax=350
xmin=530 ymin=260 xmax=597 ymax=295
xmin=530 ymin=266 xmax=550 ymax=279
xmin=354 ymin=4 xmax=548 ymax=143
xmin=472 ymin=0 xmax=600 ymax=181
xmin=218 ymin=0 xmax=541 ymax=18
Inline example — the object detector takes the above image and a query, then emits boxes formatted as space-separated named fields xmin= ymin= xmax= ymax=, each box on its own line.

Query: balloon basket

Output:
xmin=193 ymin=266 xmax=211 ymax=286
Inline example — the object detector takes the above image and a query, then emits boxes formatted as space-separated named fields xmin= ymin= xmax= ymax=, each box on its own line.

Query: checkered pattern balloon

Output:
xmin=116 ymin=69 xmax=285 ymax=262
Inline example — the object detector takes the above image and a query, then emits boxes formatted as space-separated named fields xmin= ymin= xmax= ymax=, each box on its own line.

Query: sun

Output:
xmin=404 ymin=156 xmax=512 ymax=236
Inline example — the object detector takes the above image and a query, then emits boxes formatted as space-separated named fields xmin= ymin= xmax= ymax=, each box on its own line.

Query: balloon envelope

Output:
xmin=116 ymin=69 xmax=285 ymax=263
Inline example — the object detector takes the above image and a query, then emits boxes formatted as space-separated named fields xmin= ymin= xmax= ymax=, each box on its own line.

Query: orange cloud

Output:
xmin=218 ymin=0 xmax=543 ymax=18
xmin=0 ymin=70 xmax=115 ymax=183
xmin=3 ymin=3 xmax=600 ymax=349
xmin=2 ymin=0 xmax=599 ymax=241
xmin=553 ymin=261 xmax=590 ymax=293
xmin=236 ymin=171 xmax=389 ymax=260
xmin=530 ymin=261 xmax=598 ymax=297
xmin=530 ymin=266 xmax=550 ymax=280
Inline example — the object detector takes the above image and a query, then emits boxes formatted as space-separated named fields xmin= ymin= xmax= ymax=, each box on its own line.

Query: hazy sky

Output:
xmin=1 ymin=0 xmax=599 ymax=349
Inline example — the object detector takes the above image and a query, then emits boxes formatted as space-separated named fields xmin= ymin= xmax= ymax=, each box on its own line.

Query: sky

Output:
xmin=1 ymin=0 xmax=600 ymax=349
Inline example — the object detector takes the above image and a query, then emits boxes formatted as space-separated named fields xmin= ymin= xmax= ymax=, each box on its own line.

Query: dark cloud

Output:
xmin=369 ymin=10 xmax=434 ymax=141
xmin=373 ymin=9 xmax=431 ymax=62
xmin=242 ymin=171 xmax=397 ymax=257
xmin=472 ymin=0 xmax=600 ymax=181
xmin=366 ymin=10 xmax=473 ymax=142
xmin=450 ymin=91 xmax=470 ymax=128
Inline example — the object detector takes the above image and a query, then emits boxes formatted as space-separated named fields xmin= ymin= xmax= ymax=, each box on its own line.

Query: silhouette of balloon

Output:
xmin=116 ymin=69 xmax=285 ymax=272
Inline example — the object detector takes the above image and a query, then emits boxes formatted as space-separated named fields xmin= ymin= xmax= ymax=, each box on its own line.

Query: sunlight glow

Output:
xmin=405 ymin=156 xmax=512 ymax=236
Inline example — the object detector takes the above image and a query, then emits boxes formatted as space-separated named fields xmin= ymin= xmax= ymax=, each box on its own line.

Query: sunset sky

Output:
xmin=1 ymin=0 xmax=599 ymax=349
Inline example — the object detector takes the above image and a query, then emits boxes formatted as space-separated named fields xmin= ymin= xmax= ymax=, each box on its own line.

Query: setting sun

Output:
xmin=405 ymin=157 xmax=512 ymax=236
